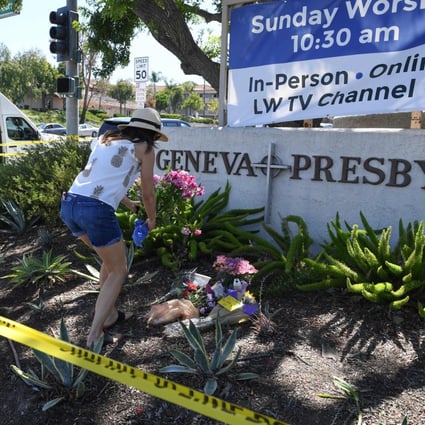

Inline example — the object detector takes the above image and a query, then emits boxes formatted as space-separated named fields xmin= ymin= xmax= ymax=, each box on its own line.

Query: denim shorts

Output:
xmin=60 ymin=193 xmax=122 ymax=248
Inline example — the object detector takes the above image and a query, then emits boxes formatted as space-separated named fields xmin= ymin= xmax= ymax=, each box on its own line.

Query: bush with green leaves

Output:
xmin=2 ymin=249 xmax=72 ymax=287
xmin=0 ymin=140 xmax=91 ymax=225
xmin=295 ymin=212 xmax=425 ymax=314
xmin=228 ymin=215 xmax=314 ymax=291
xmin=160 ymin=315 xmax=258 ymax=395
xmin=117 ymin=175 xmax=264 ymax=271
xmin=11 ymin=319 xmax=103 ymax=411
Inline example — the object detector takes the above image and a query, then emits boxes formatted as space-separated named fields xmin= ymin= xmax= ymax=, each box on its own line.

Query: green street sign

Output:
xmin=0 ymin=0 xmax=19 ymax=19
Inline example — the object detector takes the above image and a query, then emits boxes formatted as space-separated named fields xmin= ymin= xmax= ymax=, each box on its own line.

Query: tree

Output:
xmin=150 ymin=71 xmax=162 ymax=99
xmin=79 ymin=32 xmax=102 ymax=123
xmin=155 ymin=91 xmax=169 ymax=112
xmin=182 ymin=92 xmax=204 ymax=116
xmin=207 ymin=97 xmax=219 ymax=118
xmin=108 ymin=79 xmax=134 ymax=114
xmin=0 ymin=48 xmax=58 ymax=107
xmin=93 ymin=79 xmax=111 ymax=110
xmin=84 ymin=0 xmax=221 ymax=90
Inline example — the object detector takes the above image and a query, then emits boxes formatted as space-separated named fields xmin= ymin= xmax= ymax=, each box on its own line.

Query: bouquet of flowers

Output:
xmin=204 ymin=255 xmax=259 ymax=322
xmin=147 ymin=257 xmax=259 ymax=330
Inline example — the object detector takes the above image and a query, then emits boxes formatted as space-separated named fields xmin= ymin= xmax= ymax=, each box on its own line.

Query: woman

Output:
xmin=60 ymin=108 xmax=168 ymax=348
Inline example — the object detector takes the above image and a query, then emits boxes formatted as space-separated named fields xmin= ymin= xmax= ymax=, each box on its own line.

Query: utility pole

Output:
xmin=49 ymin=0 xmax=79 ymax=136
xmin=66 ymin=0 xmax=79 ymax=136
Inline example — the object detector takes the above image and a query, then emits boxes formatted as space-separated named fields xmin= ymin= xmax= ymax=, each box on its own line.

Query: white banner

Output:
xmin=228 ymin=0 xmax=425 ymax=127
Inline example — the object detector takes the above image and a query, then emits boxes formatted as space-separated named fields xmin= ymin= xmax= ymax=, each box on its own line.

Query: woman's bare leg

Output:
xmin=79 ymin=235 xmax=128 ymax=347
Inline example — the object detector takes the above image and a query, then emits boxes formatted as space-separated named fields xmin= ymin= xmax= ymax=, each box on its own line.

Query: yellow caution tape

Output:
xmin=0 ymin=152 xmax=26 ymax=157
xmin=0 ymin=316 xmax=289 ymax=425
xmin=0 ymin=139 xmax=58 ymax=147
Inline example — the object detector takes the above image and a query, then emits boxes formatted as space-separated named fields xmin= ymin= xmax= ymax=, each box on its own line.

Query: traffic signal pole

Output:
xmin=66 ymin=0 xmax=78 ymax=136
xmin=49 ymin=0 xmax=79 ymax=136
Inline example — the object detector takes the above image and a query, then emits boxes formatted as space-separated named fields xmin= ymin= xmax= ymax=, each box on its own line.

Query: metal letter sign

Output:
xmin=134 ymin=57 xmax=149 ymax=82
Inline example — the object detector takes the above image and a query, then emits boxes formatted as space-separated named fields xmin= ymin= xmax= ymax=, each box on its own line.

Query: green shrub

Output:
xmin=0 ymin=140 xmax=91 ymax=224
xmin=118 ymin=174 xmax=264 ymax=272
xmin=296 ymin=213 xmax=425 ymax=314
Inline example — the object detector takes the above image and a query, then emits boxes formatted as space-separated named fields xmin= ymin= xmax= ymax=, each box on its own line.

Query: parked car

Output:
xmin=38 ymin=122 xmax=66 ymax=136
xmin=79 ymin=123 xmax=99 ymax=137
xmin=98 ymin=117 xmax=191 ymax=137
xmin=161 ymin=118 xmax=191 ymax=128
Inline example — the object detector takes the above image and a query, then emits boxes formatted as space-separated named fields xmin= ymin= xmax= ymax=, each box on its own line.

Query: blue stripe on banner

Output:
xmin=229 ymin=0 xmax=425 ymax=69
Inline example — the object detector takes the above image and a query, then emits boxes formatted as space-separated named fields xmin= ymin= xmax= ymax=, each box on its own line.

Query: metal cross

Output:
xmin=251 ymin=142 xmax=291 ymax=223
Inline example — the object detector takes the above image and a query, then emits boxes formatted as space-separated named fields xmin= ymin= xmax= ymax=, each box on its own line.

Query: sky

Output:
xmin=0 ymin=0 xmax=213 ymax=85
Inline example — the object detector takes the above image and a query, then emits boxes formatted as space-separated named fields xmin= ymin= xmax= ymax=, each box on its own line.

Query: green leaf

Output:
xmin=10 ymin=365 xmax=53 ymax=390
xmin=217 ymin=328 xmax=238 ymax=369
xmin=42 ymin=397 xmax=65 ymax=411
xmin=52 ymin=356 xmax=73 ymax=388
xmin=75 ymin=381 xmax=86 ymax=399
xmin=236 ymin=372 xmax=259 ymax=380
xmin=159 ymin=365 xmax=198 ymax=374
xmin=179 ymin=320 xmax=206 ymax=355
xmin=169 ymin=349 xmax=198 ymax=370
xmin=203 ymin=378 xmax=218 ymax=395
xmin=194 ymin=348 xmax=210 ymax=374
xmin=210 ymin=341 xmax=223 ymax=371
xmin=333 ymin=376 xmax=359 ymax=401
xmin=216 ymin=347 xmax=241 ymax=376
xmin=32 ymin=349 xmax=62 ymax=382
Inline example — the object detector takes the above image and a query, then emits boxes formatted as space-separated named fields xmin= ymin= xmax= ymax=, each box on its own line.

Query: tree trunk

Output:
xmin=134 ymin=0 xmax=220 ymax=91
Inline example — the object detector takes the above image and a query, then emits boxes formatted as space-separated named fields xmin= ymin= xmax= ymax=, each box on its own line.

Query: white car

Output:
xmin=79 ymin=123 xmax=99 ymax=137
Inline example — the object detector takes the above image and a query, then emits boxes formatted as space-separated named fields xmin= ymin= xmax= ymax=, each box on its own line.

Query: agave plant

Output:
xmin=11 ymin=318 xmax=103 ymax=411
xmin=2 ymin=249 xmax=72 ymax=286
xmin=160 ymin=315 xmax=258 ymax=395
xmin=0 ymin=198 xmax=39 ymax=234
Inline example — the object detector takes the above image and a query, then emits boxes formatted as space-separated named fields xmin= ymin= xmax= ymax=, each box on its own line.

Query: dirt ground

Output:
xmin=1 ymin=225 xmax=425 ymax=425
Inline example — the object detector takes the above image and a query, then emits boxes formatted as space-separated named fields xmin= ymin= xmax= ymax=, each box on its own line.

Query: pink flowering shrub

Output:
xmin=154 ymin=169 xmax=204 ymax=230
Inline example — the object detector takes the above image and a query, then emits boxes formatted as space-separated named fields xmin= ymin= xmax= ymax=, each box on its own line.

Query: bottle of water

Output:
xmin=132 ymin=219 xmax=149 ymax=248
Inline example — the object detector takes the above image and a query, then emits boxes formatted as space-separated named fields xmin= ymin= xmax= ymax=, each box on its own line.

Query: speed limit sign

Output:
xmin=134 ymin=57 xmax=149 ymax=82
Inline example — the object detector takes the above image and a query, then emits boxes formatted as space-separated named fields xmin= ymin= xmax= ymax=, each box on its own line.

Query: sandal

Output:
xmin=102 ymin=331 xmax=123 ymax=347
xmin=103 ymin=310 xmax=133 ymax=331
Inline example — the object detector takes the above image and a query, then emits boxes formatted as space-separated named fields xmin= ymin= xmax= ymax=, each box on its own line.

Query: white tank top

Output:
xmin=69 ymin=138 xmax=141 ymax=209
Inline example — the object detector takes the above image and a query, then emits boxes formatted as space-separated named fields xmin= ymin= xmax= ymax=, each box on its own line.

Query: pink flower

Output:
xmin=194 ymin=229 xmax=202 ymax=236
xmin=212 ymin=255 xmax=258 ymax=276
xmin=159 ymin=169 xmax=204 ymax=199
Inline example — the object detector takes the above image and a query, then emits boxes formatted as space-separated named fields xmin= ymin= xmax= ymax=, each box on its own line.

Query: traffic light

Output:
xmin=56 ymin=77 xmax=75 ymax=95
xmin=49 ymin=6 xmax=78 ymax=62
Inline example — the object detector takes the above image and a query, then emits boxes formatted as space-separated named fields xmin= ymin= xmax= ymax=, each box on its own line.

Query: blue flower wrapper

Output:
xmin=132 ymin=219 xmax=149 ymax=248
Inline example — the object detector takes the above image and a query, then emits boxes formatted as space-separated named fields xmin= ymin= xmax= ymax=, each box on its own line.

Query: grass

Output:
xmin=25 ymin=109 xmax=103 ymax=127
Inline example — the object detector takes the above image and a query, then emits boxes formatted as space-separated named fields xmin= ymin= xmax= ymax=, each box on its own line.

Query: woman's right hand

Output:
xmin=146 ymin=217 xmax=156 ymax=230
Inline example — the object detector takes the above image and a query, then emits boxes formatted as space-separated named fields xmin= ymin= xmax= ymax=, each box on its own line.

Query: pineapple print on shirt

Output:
xmin=123 ymin=165 xmax=135 ymax=187
xmin=111 ymin=146 xmax=128 ymax=167
xmin=82 ymin=158 xmax=97 ymax=177
xmin=92 ymin=185 xmax=104 ymax=198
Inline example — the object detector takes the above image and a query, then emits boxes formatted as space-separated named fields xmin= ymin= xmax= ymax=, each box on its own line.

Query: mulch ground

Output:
xmin=1 ymin=225 xmax=425 ymax=425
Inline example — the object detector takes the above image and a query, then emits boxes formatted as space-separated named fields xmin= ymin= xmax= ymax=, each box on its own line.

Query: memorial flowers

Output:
xmin=147 ymin=256 xmax=259 ymax=327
